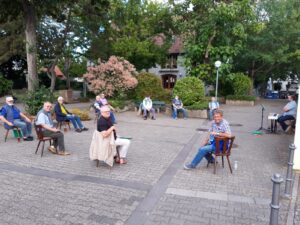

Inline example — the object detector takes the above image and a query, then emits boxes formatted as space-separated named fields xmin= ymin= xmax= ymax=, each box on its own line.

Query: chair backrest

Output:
xmin=34 ymin=124 xmax=44 ymax=140
xmin=214 ymin=136 xmax=235 ymax=156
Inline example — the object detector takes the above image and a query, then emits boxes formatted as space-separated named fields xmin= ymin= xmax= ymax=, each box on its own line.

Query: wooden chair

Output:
xmin=5 ymin=126 xmax=22 ymax=143
xmin=207 ymin=136 xmax=235 ymax=174
xmin=34 ymin=125 xmax=56 ymax=157
xmin=56 ymin=119 xmax=71 ymax=132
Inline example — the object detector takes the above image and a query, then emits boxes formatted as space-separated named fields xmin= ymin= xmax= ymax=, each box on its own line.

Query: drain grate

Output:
xmin=229 ymin=123 xmax=243 ymax=127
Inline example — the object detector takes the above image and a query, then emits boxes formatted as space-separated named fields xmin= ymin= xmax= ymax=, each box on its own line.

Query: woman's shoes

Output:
xmin=120 ymin=158 xmax=127 ymax=164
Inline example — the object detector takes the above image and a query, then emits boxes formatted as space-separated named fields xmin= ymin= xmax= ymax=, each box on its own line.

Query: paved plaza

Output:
xmin=0 ymin=99 xmax=298 ymax=225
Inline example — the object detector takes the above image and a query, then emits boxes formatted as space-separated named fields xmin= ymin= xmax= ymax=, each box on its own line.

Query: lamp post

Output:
xmin=214 ymin=60 xmax=222 ymax=101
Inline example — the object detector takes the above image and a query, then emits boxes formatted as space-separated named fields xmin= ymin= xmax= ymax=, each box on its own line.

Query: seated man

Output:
xmin=36 ymin=102 xmax=70 ymax=155
xmin=94 ymin=94 xmax=116 ymax=124
xmin=184 ymin=110 xmax=231 ymax=170
xmin=277 ymin=95 xmax=297 ymax=132
xmin=0 ymin=96 xmax=33 ymax=141
xmin=97 ymin=106 xmax=130 ymax=164
xmin=172 ymin=95 xmax=187 ymax=119
xmin=208 ymin=97 xmax=220 ymax=120
xmin=142 ymin=96 xmax=155 ymax=120
xmin=54 ymin=96 xmax=88 ymax=133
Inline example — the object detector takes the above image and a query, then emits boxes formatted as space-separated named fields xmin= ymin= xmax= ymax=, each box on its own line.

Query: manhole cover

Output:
xmin=196 ymin=128 xmax=209 ymax=132
xmin=229 ymin=123 xmax=243 ymax=127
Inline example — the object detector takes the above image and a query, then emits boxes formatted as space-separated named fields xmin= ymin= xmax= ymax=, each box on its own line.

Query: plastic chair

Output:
xmin=5 ymin=126 xmax=22 ymax=143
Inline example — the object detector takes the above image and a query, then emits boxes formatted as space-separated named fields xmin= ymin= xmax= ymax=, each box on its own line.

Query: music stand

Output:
xmin=257 ymin=104 xmax=267 ymax=131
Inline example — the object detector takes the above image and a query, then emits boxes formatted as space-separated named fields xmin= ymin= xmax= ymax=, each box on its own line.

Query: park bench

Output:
xmin=135 ymin=100 xmax=166 ymax=113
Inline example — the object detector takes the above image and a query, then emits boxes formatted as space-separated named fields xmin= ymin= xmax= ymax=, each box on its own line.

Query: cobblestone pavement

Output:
xmin=0 ymin=99 xmax=297 ymax=225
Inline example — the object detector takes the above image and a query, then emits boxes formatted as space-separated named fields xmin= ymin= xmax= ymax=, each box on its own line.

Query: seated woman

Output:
xmin=54 ymin=96 xmax=88 ymax=133
xmin=94 ymin=94 xmax=116 ymax=124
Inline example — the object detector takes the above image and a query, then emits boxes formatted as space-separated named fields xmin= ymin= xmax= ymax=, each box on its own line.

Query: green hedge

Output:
xmin=185 ymin=100 xmax=209 ymax=110
xmin=226 ymin=95 xmax=256 ymax=101
xmin=0 ymin=75 xmax=13 ymax=96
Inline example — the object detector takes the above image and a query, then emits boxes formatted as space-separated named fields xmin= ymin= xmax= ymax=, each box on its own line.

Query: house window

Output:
xmin=162 ymin=74 xmax=177 ymax=89
xmin=164 ymin=54 xmax=178 ymax=69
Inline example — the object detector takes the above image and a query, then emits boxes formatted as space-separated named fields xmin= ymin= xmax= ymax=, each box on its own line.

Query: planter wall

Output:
xmin=165 ymin=107 xmax=208 ymax=119
xmin=225 ymin=99 xmax=255 ymax=106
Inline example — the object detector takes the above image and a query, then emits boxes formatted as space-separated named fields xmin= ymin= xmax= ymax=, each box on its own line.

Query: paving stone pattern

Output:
xmin=0 ymin=99 xmax=297 ymax=225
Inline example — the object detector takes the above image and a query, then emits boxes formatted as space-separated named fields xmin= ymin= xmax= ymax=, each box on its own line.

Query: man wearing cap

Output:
xmin=0 ymin=96 xmax=33 ymax=141
xmin=54 ymin=96 xmax=88 ymax=133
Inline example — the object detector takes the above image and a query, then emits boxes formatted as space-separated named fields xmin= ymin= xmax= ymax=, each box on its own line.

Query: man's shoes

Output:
xmin=48 ymin=146 xmax=57 ymax=154
xmin=144 ymin=117 xmax=147 ymax=120
xmin=75 ymin=128 xmax=82 ymax=133
xmin=81 ymin=127 xmax=89 ymax=131
xmin=120 ymin=158 xmax=127 ymax=164
xmin=184 ymin=163 xmax=195 ymax=170
xmin=58 ymin=151 xmax=71 ymax=156
xmin=23 ymin=136 xmax=34 ymax=141
xmin=151 ymin=117 xmax=156 ymax=120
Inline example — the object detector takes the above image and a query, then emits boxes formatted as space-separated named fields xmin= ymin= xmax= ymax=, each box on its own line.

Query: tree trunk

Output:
xmin=64 ymin=58 xmax=72 ymax=89
xmin=22 ymin=0 xmax=38 ymax=91
xmin=204 ymin=30 xmax=216 ymax=64
xmin=49 ymin=58 xmax=58 ymax=92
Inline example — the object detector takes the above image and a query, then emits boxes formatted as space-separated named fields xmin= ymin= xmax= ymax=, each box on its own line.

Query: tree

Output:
xmin=83 ymin=56 xmax=138 ymax=96
xmin=87 ymin=0 xmax=175 ymax=70
xmin=173 ymin=0 xmax=258 ymax=84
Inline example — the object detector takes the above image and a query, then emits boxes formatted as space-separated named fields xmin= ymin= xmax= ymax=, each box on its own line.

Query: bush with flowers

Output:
xmin=83 ymin=56 xmax=138 ymax=97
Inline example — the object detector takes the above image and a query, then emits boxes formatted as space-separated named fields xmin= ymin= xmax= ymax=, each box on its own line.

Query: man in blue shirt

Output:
xmin=172 ymin=95 xmax=187 ymax=119
xmin=0 ymin=96 xmax=33 ymax=141
xmin=184 ymin=110 xmax=232 ymax=170
xmin=277 ymin=95 xmax=297 ymax=132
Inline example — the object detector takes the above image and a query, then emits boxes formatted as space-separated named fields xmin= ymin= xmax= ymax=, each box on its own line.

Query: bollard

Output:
xmin=284 ymin=144 xmax=296 ymax=197
xmin=270 ymin=173 xmax=283 ymax=225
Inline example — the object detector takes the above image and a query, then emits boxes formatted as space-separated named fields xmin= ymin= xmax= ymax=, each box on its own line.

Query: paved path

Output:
xmin=0 ymin=99 xmax=297 ymax=225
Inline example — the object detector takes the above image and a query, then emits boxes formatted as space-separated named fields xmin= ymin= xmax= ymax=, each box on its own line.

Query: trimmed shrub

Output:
xmin=173 ymin=77 xmax=205 ymax=106
xmin=0 ymin=75 xmax=13 ymax=96
xmin=133 ymin=72 xmax=171 ymax=101
xmin=69 ymin=108 xmax=90 ymax=121
xmin=23 ymin=86 xmax=57 ymax=116
xmin=232 ymin=73 xmax=252 ymax=96
xmin=226 ymin=95 xmax=256 ymax=101
xmin=185 ymin=100 xmax=209 ymax=110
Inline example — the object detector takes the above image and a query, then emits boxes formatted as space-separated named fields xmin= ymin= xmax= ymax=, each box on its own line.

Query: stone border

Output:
xmin=226 ymin=99 xmax=255 ymax=106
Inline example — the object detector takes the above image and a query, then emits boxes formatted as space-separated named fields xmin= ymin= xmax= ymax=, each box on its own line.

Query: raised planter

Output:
xmin=225 ymin=99 xmax=255 ymax=106
xmin=165 ymin=107 xmax=208 ymax=119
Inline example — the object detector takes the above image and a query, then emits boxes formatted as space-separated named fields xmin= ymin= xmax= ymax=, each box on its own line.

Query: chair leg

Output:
xmin=5 ymin=129 xmax=9 ymax=142
xmin=35 ymin=141 xmax=41 ymax=154
xmin=214 ymin=159 xmax=217 ymax=174
xmin=222 ymin=156 xmax=224 ymax=168
xmin=96 ymin=160 xmax=99 ymax=167
xmin=16 ymin=129 xmax=21 ymax=143
xmin=41 ymin=141 xmax=45 ymax=157
xmin=226 ymin=156 xmax=233 ymax=174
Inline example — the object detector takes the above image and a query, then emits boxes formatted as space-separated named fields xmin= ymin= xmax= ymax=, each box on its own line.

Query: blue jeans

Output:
xmin=173 ymin=108 xmax=187 ymax=118
xmin=191 ymin=144 xmax=215 ymax=167
xmin=66 ymin=115 xmax=84 ymax=129
xmin=13 ymin=119 xmax=32 ymax=137
xmin=277 ymin=115 xmax=295 ymax=131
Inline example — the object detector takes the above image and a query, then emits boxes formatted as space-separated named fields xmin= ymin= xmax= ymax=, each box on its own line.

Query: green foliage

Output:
xmin=173 ymin=77 xmax=205 ymax=106
xmin=231 ymin=73 xmax=252 ymax=95
xmin=22 ymin=86 xmax=56 ymax=115
xmin=0 ymin=75 xmax=13 ymax=96
xmin=133 ymin=72 xmax=170 ymax=101
xmin=185 ymin=100 xmax=209 ymax=110
xmin=189 ymin=64 xmax=213 ymax=84
xmin=226 ymin=95 xmax=256 ymax=101
xmin=109 ymin=99 xmax=126 ymax=109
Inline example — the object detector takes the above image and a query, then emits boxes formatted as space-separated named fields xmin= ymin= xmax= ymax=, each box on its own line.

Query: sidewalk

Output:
xmin=0 ymin=99 xmax=296 ymax=225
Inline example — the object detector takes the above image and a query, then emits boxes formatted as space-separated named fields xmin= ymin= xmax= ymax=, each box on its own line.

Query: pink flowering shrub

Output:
xmin=83 ymin=56 xmax=138 ymax=96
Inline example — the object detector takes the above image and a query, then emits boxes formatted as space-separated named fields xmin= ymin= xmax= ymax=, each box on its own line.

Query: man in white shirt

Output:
xmin=142 ymin=96 xmax=155 ymax=120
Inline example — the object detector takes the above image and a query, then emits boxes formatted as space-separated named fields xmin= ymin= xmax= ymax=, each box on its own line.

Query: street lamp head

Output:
xmin=215 ymin=60 xmax=222 ymax=68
